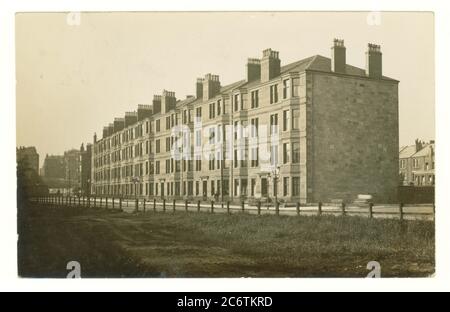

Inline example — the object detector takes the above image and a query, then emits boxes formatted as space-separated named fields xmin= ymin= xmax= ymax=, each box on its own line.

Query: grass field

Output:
xmin=18 ymin=202 xmax=435 ymax=277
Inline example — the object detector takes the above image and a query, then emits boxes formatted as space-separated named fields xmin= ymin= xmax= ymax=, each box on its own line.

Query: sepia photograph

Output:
xmin=15 ymin=11 xmax=435 ymax=278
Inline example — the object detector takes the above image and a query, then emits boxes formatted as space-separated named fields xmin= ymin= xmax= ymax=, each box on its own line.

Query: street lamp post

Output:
xmin=132 ymin=176 xmax=140 ymax=212
xmin=268 ymin=166 xmax=280 ymax=213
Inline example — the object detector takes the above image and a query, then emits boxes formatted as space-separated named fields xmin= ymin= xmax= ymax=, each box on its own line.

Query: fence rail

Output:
xmin=30 ymin=196 xmax=435 ymax=221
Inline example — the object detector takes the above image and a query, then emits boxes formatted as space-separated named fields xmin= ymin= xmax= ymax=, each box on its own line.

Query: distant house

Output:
xmin=399 ymin=140 xmax=435 ymax=186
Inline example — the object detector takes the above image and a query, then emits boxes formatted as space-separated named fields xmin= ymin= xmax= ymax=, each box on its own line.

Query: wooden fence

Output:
xmin=30 ymin=195 xmax=435 ymax=221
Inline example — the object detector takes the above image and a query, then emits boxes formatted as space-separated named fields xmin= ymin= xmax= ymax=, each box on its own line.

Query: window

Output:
xmin=250 ymin=118 xmax=259 ymax=137
xmin=195 ymin=155 xmax=201 ymax=171
xmin=270 ymin=145 xmax=278 ymax=166
xmin=240 ymin=149 xmax=247 ymax=168
xmin=183 ymin=110 xmax=187 ymax=124
xmin=251 ymin=90 xmax=259 ymax=108
xmin=234 ymin=94 xmax=239 ymax=111
xmin=165 ymin=159 xmax=170 ymax=174
xmin=195 ymin=181 xmax=200 ymax=196
xmin=209 ymin=127 xmax=215 ymax=144
xmin=166 ymin=137 xmax=171 ymax=152
xmin=292 ymin=77 xmax=300 ymax=97
xmin=283 ymin=143 xmax=290 ymax=164
xmin=283 ymin=79 xmax=290 ymax=99
xmin=292 ymin=142 xmax=300 ymax=163
xmin=251 ymin=148 xmax=259 ymax=167
xmin=223 ymin=180 xmax=229 ymax=196
xmin=283 ymin=110 xmax=289 ymax=131
xmin=155 ymin=161 xmax=160 ymax=174
xmin=209 ymin=153 xmax=215 ymax=171
xmin=188 ymin=181 xmax=194 ymax=196
xmin=292 ymin=109 xmax=300 ymax=130
xmin=234 ymin=179 xmax=239 ymax=196
xmin=166 ymin=116 xmax=171 ymax=130
xmin=156 ymin=119 xmax=160 ymax=132
xmin=209 ymin=102 xmax=215 ymax=119
xmin=195 ymin=129 xmax=202 ymax=147
xmin=196 ymin=107 xmax=202 ymax=118
xmin=211 ymin=180 xmax=215 ymax=196
xmin=234 ymin=149 xmax=238 ymax=168
xmin=283 ymin=177 xmax=289 ymax=196
xmin=270 ymin=114 xmax=278 ymax=135
xmin=270 ymin=84 xmax=278 ymax=104
xmin=217 ymin=100 xmax=221 ymax=116
xmin=292 ymin=177 xmax=300 ymax=196
xmin=155 ymin=139 xmax=160 ymax=153
xmin=400 ymin=159 xmax=406 ymax=169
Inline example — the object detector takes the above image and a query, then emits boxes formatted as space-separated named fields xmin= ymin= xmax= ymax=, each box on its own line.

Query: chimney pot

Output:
xmin=261 ymin=48 xmax=280 ymax=82
xmin=331 ymin=38 xmax=346 ymax=73
xmin=366 ymin=43 xmax=382 ymax=78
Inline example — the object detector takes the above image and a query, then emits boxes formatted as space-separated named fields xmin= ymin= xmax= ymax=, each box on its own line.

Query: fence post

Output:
xmin=106 ymin=197 xmax=109 ymax=210
xmin=185 ymin=200 xmax=188 ymax=212
xmin=163 ymin=199 xmax=166 ymax=212
xmin=88 ymin=196 xmax=90 ymax=208
xmin=135 ymin=198 xmax=139 ymax=212
xmin=241 ymin=201 xmax=245 ymax=213
xmin=93 ymin=196 xmax=96 ymax=208
xmin=227 ymin=201 xmax=230 ymax=214
xmin=99 ymin=197 xmax=102 ymax=209
xmin=369 ymin=202 xmax=374 ymax=219
xmin=275 ymin=201 xmax=279 ymax=216
xmin=211 ymin=201 xmax=214 ymax=213
xmin=257 ymin=201 xmax=261 ymax=215
xmin=78 ymin=196 xmax=81 ymax=207
xmin=112 ymin=197 xmax=115 ymax=210
xmin=173 ymin=199 xmax=176 ymax=212
xmin=296 ymin=202 xmax=300 ymax=216
xmin=153 ymin=198 xmax=156 ymax=212
xmin=399 ymin=203 xmax=404 ymax=221
xmin=341 ymin=202 xmax=346 ymax=216
xmin=197 ymin=200 xmax=201 ymax=212
xmin=143 ymin=199 xmax=146 ymax=213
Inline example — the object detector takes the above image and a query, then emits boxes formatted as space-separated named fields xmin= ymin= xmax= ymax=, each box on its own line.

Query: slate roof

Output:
xmin=413 ymin=143 xmax=434 ymax=158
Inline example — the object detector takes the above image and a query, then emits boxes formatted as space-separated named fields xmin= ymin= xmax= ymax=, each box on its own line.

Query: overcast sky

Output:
xmin=16 ymin=12 xmax=434 ymax=167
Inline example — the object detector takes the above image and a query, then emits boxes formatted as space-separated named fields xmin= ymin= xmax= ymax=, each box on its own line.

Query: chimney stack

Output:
xmin=152 ymin=95 xmax=162 ymax=114
xmin=196 ymin=78 xmax=204 ymax=99
xmin=331 ymin=39 xmax=346 ymax=73
xmin=93 ymin=132 xmax=97 ymax=143
xmin=124 ymin=112 xmax=138 ymax=128
xmin=261 ymin=49 xmax=280 ymax=82
xmin=203 ymin=74 xmax=221 ymax=101
xmin=137 ymin=104 xmax=152 ymax=121
xmin=365 ymin=43 xmax=382 ymax=78
xmin=161 ymin=90 xmax=176 ymax=114
xmin=113 ymin=117 xmax=125 ymax=133
xmin=102 ymin=126 xmax=108 ymax=139
xmin=246 ymin=58 xmax=261 ymax=82
xmin=415 ymin=139 xmax=423 ymax=152
xmin=107 ymin=123 xmax=114 ymax=136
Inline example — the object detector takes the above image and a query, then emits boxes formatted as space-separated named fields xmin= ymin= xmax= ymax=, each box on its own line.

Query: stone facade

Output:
xmin=399 ymin=140 xmax=435 ymax=186
xmin=91 ymin=39 xmax=399 ymax=204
